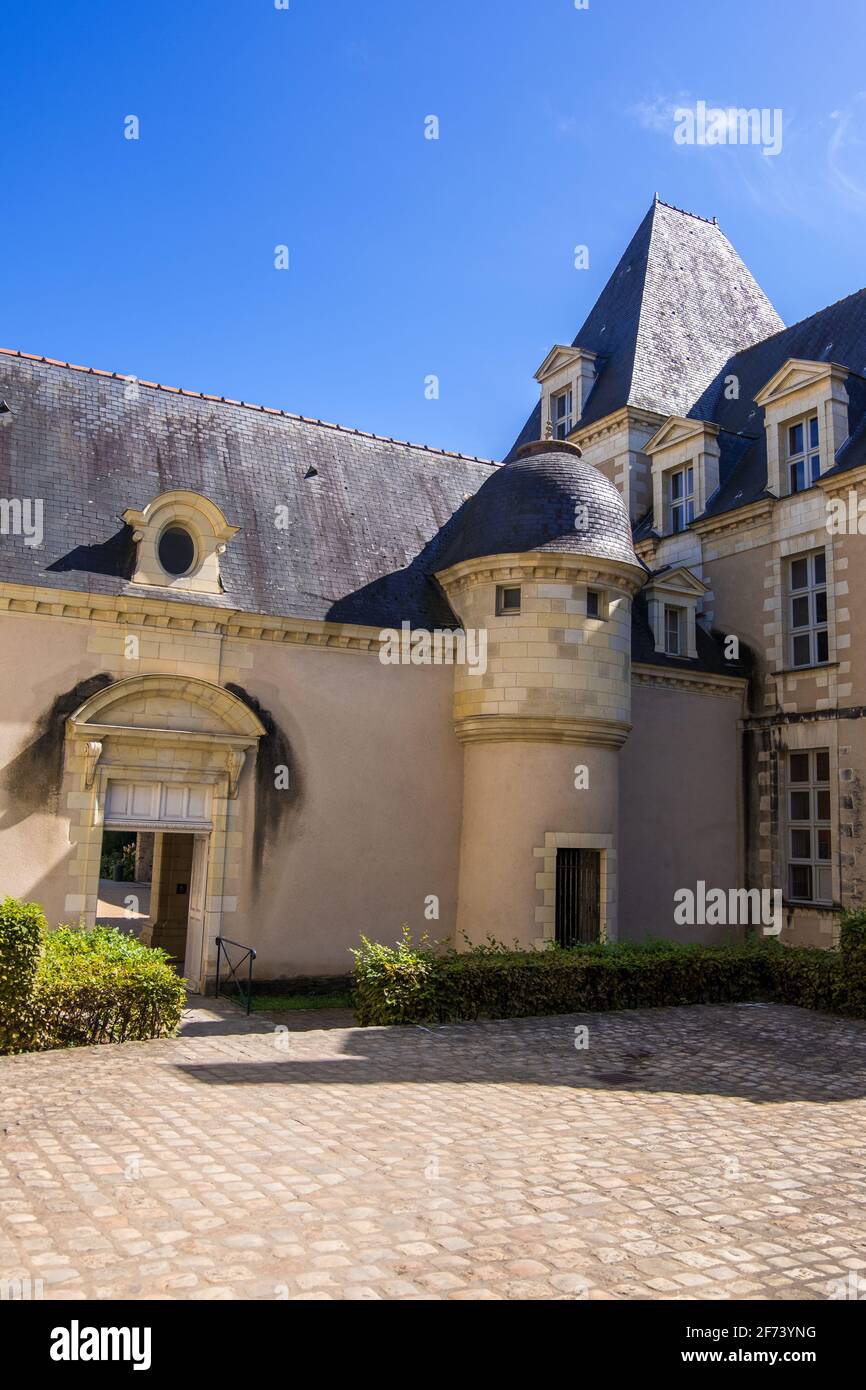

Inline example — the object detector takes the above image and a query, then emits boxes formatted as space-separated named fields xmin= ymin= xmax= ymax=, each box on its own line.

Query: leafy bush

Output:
xmin=0 ymin=900 xmax=186 ymax=1054
xmin=0 ymin=897 xmax=46 ymax=1053
xmin=351 ymin=928 xmax=865 ymax=1026
xmin=34 ymin=927 xmax=186 ymax=1048
xmin=351 ymin=928 xmax=440 ymax=1025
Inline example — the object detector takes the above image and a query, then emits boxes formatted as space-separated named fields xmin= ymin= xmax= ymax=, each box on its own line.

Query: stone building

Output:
xmin=1 ymin=195 xmax=863 ymax=986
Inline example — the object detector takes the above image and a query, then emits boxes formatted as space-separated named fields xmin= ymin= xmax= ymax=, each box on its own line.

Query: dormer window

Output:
xmin=534 ymin=346 xmax=598 ymax=442
xmin=669 ymin=465 xmax=695 ymax=533
xmin=123 ymin=490 xmax=238 ymax=596
xmin=552 ymin=388 xmax=573 ymax=440
xmin=787 ymin=416 xmax=820 ymax=494
xmin=645 ymin=418 xmax=719 ymax=538
xmin=753 ymin=359 xmax=849 ymax=498
xmin=644 ymin=565 xmax=707 ymax=661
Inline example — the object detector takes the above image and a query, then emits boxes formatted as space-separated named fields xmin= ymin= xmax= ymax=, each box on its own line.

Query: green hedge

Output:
xmin=0 ymin=900 xmax=186 ymax=1054
xmin=0 ymin=897 xmax=46 ymax=1053
xmin=35 ymin=927 xmax=187 ymax=1049
xmin=352 ymin=922 xmax=866 ymax=1027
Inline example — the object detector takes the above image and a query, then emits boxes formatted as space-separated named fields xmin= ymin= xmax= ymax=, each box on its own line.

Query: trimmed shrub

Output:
xmin=840 ymin=908 xmax=866 ymax=1015
xmin=352 ymin=929 xmax=866 ymax=1027
xmin=0 ymin=899 xmax=187 ymax=1054
xmin=34 ymin=927 xmax=187 ymax=1048
xmin=433 ymin=941 xmax=772 ymax=1023
xmin=0 ymin=897 xmax=46 ymax=1054
xmin=762 ymin=944 xmax=847 ymax=1014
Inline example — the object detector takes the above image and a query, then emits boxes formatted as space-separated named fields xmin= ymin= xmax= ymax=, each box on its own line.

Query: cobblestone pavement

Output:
xmin=2 ymin=1000 xmax=866 ymax=1301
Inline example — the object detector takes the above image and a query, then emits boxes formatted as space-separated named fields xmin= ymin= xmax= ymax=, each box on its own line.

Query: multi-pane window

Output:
xmin=788 ymin=551 xmax=828 ymax=668
xmin=552 ymin=388 xmax=573 ymax=440
xmin=787 ymin=416 xmax=820 ymax=494
xmin=664 ymin=605 xmax=682 ymax=656
xmin=787 ymin=749 xmax=831 ymax=904
xmin=669 ymin=465 xmax=695 ymax=534
xmin=496 ymin=584 xmax=521 ymax=615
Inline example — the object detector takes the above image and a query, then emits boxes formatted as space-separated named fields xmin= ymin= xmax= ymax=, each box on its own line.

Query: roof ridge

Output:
xmin=653 ymin=194 xmax=718 ymax=226
xmin=0 ymin=345 xmax=498 ymax=468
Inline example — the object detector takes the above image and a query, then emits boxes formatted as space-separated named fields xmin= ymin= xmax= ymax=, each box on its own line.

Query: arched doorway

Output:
xmin=64 ymin=674 xmax=265 ymax=991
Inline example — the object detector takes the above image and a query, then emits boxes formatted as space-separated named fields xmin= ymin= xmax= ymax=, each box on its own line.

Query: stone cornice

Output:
xmin=454 ymin=714 xmax=632 ymax=748
xmin=817 ymin=463 xmax=866 ymax=497
xmin=572 ymin=405 xmax=666 ymax=451
xmin=0 ymin=581 xmax=387 ymax=655
xmin=436 ymin=551 xmax=646 ymax=597
xmin=631 ymin=662 xmax=747 ymax=698
xmin=689 ymin=496 xmax=774 ymax=540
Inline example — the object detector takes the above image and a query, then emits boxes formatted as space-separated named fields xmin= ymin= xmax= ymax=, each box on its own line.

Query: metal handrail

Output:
xmin=215 ymin=936 xmax=257 ymax=1016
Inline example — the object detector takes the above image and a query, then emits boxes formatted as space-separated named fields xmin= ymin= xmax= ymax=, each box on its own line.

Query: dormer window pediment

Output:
xmin=644 ymin=565 xmax=708 ymax=660
xmin=122 ymin=490 xmax=239 ymax=595
xmin=535 ymin=345 xmax=598 ymax=440
xmin=754 ymin=359 xmax=849 ymax=497
xmin=645 ymin=417 xmax=720 ymax=536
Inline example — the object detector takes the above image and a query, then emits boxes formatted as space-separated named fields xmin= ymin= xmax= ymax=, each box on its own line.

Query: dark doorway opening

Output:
xmin=555 ymin=848 xmax=601 ymax=946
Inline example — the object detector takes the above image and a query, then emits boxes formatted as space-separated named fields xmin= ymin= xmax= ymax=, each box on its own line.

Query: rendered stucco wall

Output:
xmin=0 ymin=608 xmax=464 ymax=978
xmin=619 ymin=683 xmax=743 ymax=944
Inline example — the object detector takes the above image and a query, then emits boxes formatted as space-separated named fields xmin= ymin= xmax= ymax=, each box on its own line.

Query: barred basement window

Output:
xmin=555 ymin=848 xmax=601 ymax=946
xmin=496 ymin=584 xmax=521 ymax=615
xmin=787 ymin=749 xmax=831 ymax=904
xmin=788 ymin=550 xmax=828 ymax=668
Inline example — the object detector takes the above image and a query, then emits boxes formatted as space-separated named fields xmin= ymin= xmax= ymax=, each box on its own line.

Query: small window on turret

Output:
xmin=587 ymin=589 xmax=606 ymax=620
xmin=496 ymin=585 xmax=521 ymax=615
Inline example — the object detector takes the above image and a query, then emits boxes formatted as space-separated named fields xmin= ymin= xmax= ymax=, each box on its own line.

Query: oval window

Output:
xmin=157 ymin=526 xmax=196 ymax=576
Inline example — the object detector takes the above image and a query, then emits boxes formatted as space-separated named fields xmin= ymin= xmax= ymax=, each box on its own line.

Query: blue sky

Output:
xmin=3 ymin=0 xmax=866 ymax=460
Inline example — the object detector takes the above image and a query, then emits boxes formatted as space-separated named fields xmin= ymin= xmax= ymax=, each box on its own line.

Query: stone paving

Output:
xmin=2 ymin=999 xmax=866 ymax=1300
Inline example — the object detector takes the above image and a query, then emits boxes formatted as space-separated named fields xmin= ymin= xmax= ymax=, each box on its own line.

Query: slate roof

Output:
xmin=691 ymin=291 xmax=866 ymax=518
xmin=0 ymin=349 xmax=496 ymax=629
xmin=2 ymin=192 xmax=806 ymax=683
xmin=506 ymin=198 xmax=783 ymax=459
xmin=434 ymin=442 xmax=640 ymax=572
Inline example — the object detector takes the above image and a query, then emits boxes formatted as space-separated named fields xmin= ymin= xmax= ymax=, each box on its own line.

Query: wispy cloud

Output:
xmin=827 ymin=94 xmax=866 ymax=203
xmin=630 ymin=93 xmax=692 ymax=135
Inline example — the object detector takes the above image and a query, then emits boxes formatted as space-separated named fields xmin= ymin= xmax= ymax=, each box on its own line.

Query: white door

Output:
xmin=183 ymin=835 xmax=209 ymax=991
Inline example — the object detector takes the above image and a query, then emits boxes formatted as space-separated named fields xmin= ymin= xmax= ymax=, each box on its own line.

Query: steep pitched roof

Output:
xmin=692 ymin=291 xmax=866 ymax=518
xmin=507 ymin=198 xmax=783 ymax=456
xmin=0 ymin=350 xmax=495 ymax=628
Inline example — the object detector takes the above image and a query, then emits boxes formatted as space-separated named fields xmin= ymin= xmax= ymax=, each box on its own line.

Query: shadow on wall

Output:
xmin=224 ymin=684 xmax=303 ymax=879
xmin=0 ymin=674 xmax=114 ymax=829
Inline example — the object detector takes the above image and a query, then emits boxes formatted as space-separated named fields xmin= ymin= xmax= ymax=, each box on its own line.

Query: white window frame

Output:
xmin=788 ymin=549 xmax=828 ymax=669
xmin=786 ymin=749 xmax=832 ymax=905
xmin=664 ymin=604 xmax=683 ymax=656
xmin=551 ymin=387 xmax=573 ymax=440
xmin=668 ymin=464 xmax=695 ymax=534
xmin=786 ymin=414 xmax=820 ymax=495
